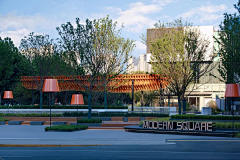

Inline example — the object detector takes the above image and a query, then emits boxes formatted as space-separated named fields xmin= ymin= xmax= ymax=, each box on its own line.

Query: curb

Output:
xmin=0 ymin=144 xmax=110 ymax=147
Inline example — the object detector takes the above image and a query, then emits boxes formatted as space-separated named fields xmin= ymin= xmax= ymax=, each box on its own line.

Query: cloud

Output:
xmin=179 ymin=4 xmax=227 ymax=24
xmin=100 ymin=1 xmax=174 ymax=33
xmin=0 ymin=28 xmax=31 ymax=47
xmin=134 ymin=41 xmax=146 ymax=52
xmin=0 ymin=13 xmax=59 ymax=31
xmin=0 ymin=12 xmax=61 ymax=47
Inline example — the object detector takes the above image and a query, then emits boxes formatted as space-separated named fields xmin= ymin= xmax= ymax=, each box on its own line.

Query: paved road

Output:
xmin=0 ymin=143 xmax=240 ymax=160
xmin=0 ymin=126 xmax=240 ymax=159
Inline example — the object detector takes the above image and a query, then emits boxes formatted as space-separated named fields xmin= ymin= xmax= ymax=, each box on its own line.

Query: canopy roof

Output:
xmin=20 ymin=74 xmax=168 ymax=93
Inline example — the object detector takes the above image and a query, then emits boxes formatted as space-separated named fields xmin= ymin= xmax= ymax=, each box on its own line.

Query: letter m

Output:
xmin=143 ymin=121 xmax=149 ymax=128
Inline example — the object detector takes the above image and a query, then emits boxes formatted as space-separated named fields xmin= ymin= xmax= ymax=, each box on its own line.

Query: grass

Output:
xmin=45 ymin=125 xmax=88 ymax=131
xmin=77 ymin=119 xmax=102 ymax=123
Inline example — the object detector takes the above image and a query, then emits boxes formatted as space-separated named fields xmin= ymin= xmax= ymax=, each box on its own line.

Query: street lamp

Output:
xmin=225 ymin=83 xmax=240 ymax=137
xmin=71 ymin=94 xmax=84 ymax=125
xmin=42 ymin=79 xmax=60 ymax=127
xmin=3 ymin=91 xmax=13 ymax=116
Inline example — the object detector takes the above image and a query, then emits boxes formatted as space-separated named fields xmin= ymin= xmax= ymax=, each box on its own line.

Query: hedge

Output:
xmin=45 ymin=125 xmax=88 ymax=131
xmin=0 ymin=105 xmax=128 ymax=109
xmin=63 ymin=112 xmax=169 ymax=117
xmin=0 ymin=113 xmax=62 ymax=117
xmin=77 ymin=119 xmax=102 ymax=123
xmin=216 ymin=122 xmax=240 ymax=129
xmin=171 ymin=115 xmax=240 ymax=120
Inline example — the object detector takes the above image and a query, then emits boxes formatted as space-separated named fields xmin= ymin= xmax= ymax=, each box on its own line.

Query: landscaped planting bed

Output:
xmin=77 ymin=119 xmax=102 ymax=123
xmin=45 ymin=125 xmax=88 ymax=131
xmin=0 ymin=117 xmax=9 ymax=121
xmin=63 ymin=112 xmax=169 ymax=117
xmin=0 ymin=105 xmax=128 ymax=109
xmin=171 ymin=115 xmax=240 ymax=120
xmin=0 ymin=113 xmax=62 ymax=117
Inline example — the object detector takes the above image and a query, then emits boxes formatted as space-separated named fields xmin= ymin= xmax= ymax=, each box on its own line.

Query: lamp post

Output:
xmin=71 ymin=94 xmax=84 ymax=125
xmin=3 ymin=91 xmax=13 ymax=116
xmin=225 ymin=83 xmax=240 ymax=137
xmin=42 ymin=79 xmax=60 ymax=127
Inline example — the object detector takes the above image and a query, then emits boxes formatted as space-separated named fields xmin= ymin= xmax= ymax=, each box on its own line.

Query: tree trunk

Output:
xmin=178 ymin=97 xmax=181 ymax=115
xmin=159 ymin=88 xmax=162 ymax=107
xmin=40 ymin=90 xmax=43 ymax=109
xmin=64 ymin=91 xmax=67 ymax=106
xmin=104 ymin=77 xmax=107 ymax=109
xmin=168 ymin=94 xmax=170 ymax=107
xmin=32 ymin=89 xmax=34 ymax=105
xmin=88 ymin=93 xmax=92 ymax=119
xmin=182 ymin=99 xmax=186 ymax=114
xmin=141 ymin=91 xmax=144 ymax=107
xmin=104 ymin=91 xmax=107 ymax=109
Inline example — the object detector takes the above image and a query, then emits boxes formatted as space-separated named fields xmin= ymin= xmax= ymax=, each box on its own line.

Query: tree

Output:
xmin=20 ymin=33 xmax=70 ymax=108
xmin=57 ymin=17 xmax=135 ymax=119
xmin=149 ymin=19 xmax=214 ymax=114
xmin=214 ymin=0 xmax=240 ymax=84
xmin=92 ymin=16 xmax=135 ymax=109
xmin=0 ymin=37 xmax=30 ymax=105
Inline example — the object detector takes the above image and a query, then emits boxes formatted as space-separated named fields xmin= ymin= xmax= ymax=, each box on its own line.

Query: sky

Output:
xmin=0 ymin=0 xmax=238 ymax=57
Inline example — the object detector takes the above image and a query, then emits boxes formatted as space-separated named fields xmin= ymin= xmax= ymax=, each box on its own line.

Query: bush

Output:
xmin=0 ymin=105 xmax=128 ymax=109
xmin=171 ymin=115 xmax=240 ymax=120
xmin=0 ymin=113 xmax=62 ymax=117
xmin=0 ymin=117 xmax=9 ymax=121
xmin=63 ymin=112 xmax=169 ymax=117
xmin=77 ymin=119 xmax=102 ymax=123
xmin=215 ymin=122 xmax=240 ymax=129
xmin=45 ymin=125 xmax=88 ymax=131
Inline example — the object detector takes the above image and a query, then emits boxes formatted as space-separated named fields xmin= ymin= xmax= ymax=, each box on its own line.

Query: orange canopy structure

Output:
xmin=20 ymin=74 xmax=168 ymax=93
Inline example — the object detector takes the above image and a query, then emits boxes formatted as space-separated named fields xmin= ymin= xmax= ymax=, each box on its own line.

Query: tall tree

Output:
xmin=0 ymin=37 xmax=30 ymax=105
xmin=150 ymin=19 xmax=214 ymax=114
xmin=215 ymin=0 xmax=240 ymax=84
xmin=92 ymin=16 xmax=135 ymax=109
xmin=57 ymin=16 xmax=135 ymax=118
xmin=20 ymin=33 xmax=68 ymax=108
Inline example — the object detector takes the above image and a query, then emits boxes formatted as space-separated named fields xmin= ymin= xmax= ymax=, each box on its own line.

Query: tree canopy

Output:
xmin=149 ymin=19 xmax=214 ymax=114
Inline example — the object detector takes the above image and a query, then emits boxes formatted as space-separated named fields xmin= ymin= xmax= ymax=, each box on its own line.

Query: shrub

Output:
xmin=63 ymin=112 xmax=169 ymax=117
xmin=45 ymin=125 xmax=88 ymax=131
xmin=0 ymin=117 xmax=9 ymax=121
xmin=0 ymin=113 xmax=62 ymax=117
xmin=77 ymin=119 xmax=102 ymax=123
xmin=0 ymin=105 xmax=128 ymax=109
xmin=171 ymin=115 xmax=240 ymax=120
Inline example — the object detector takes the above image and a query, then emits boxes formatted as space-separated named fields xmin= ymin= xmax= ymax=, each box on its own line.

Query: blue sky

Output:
xmin=0 ymin=0 xmax=238 ymax=57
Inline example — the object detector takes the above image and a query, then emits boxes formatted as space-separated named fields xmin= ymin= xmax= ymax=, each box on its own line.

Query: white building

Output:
xmin=128 ymin=26 xmax=226 ymax=110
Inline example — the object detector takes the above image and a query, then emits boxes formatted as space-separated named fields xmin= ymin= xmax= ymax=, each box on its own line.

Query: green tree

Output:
xmin=57 ymin=17 xmax=134 ymax=119
xmin=0 ymin=37 xmax=30 ymax=104
xmin=149 ymin=19 xmax=214 ymax=114
xmin=20 ymin=33 xmax=71 ymax=108
xmin=214 ymin=0 xmax=240 ymax=83
xmin=92 ymin=16 xmax=135 ymax=109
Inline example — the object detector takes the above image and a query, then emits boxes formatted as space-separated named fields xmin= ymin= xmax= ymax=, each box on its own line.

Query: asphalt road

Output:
xmin=0 ymin=126 xmax=240 ymax=159
xmin=0 ymin=142 xmax=240 ymax=160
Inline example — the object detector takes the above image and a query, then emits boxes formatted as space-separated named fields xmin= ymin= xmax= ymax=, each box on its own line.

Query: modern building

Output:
xmin=128 ymin=26 xmax=226 ymax=110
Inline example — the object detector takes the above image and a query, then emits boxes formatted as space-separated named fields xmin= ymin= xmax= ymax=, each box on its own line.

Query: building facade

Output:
xmin=128 ymin=26 xmax=226 ymax=110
